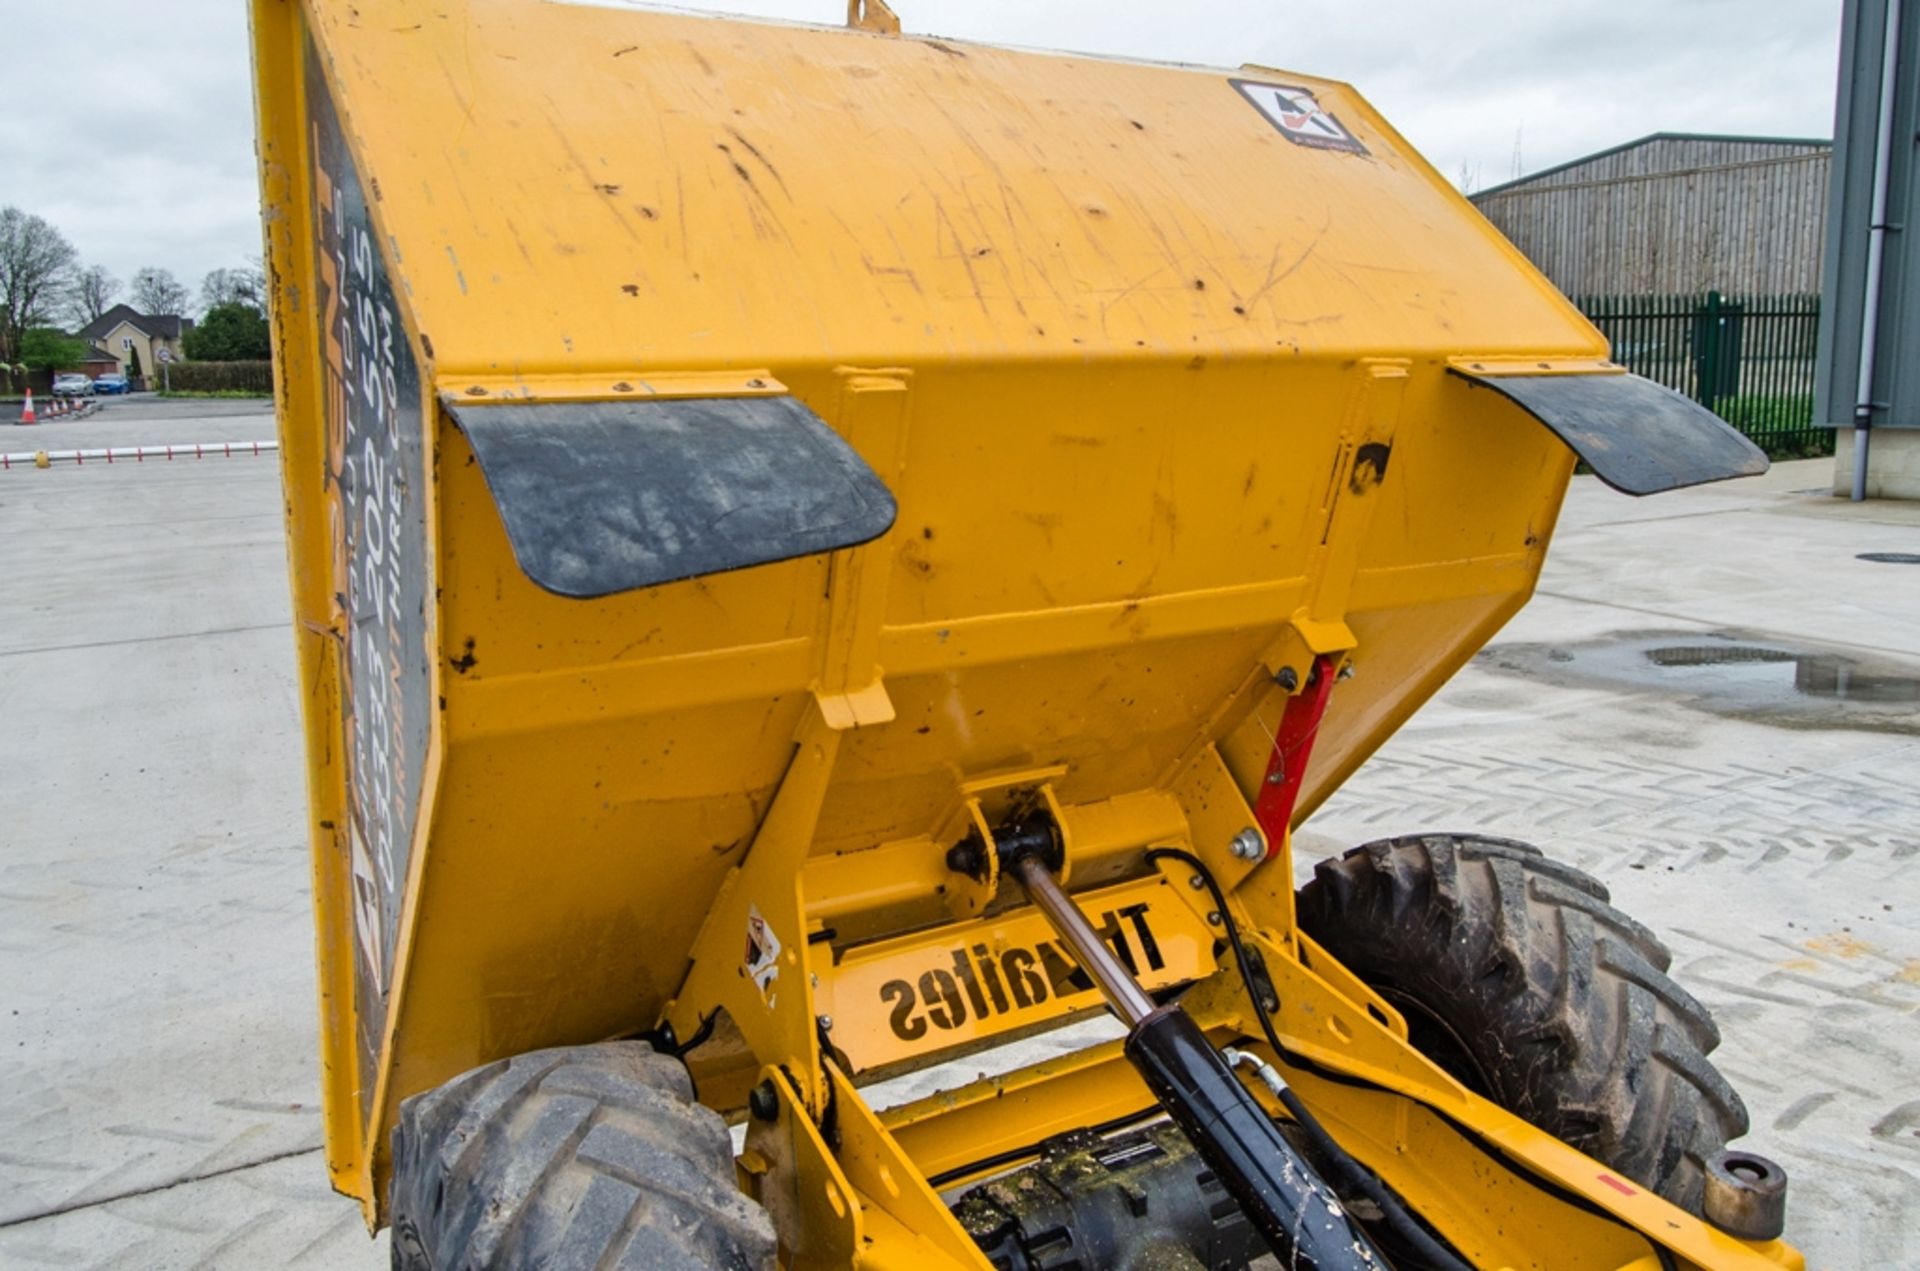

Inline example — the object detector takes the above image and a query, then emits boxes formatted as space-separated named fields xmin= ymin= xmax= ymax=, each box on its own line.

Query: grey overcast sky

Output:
xmin=8 ymin=0 xmax=1840 ymax=310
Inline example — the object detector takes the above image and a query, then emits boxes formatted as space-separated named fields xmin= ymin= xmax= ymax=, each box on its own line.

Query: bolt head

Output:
xmin=1337 ymin=662 xmax=1356 ymax=680
xmin=748 ymin=1079 xmax=780 ymax=1123
xmin=816 ymin=1014 xmax=833 ymax=1032
xmin=1207 ymin=911 xmax=1223 ymax=926
xmin=1274 ymin=665 xmax=1300 ymax=692
xmin=1230 ymin=828 xmax=1264 ymax=859
xmin=1188 ymin=874 xmax=1206 ymax=890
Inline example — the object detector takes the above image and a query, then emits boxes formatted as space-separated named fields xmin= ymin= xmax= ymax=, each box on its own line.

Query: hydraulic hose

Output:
xmin=1147 ymin=847 xmax=1475 ymax=1269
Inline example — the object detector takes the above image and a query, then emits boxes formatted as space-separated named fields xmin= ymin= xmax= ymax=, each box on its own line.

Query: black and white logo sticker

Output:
xmin=1232 ymin=79 xmax=1368 ymax=156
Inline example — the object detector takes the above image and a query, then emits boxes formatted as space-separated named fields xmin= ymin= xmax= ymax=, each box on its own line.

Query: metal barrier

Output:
xmin=0 ymin=440 xmax=280 ymax=470
xmin=1573 ymin=291 xmax=1827 ymax=458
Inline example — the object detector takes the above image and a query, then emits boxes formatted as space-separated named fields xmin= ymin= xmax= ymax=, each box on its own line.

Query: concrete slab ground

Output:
xmin=0 ymin=416 xmax=1914 ymax=1269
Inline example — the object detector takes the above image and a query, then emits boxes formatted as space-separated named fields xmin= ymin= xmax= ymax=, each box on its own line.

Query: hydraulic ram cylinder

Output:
xmin=1008 ymin=853 xmax=1383 ymax=1271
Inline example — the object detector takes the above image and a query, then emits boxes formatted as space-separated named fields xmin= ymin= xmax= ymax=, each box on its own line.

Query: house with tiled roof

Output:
xmin=76 ymin=304 xmax=194 ymax=385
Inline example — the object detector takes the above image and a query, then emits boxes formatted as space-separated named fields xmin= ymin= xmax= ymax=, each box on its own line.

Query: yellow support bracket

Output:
xmin=814 ymin=369 xmax=913 ymax=730
xmin=667 ymin=704 xmax=843 ymax=1117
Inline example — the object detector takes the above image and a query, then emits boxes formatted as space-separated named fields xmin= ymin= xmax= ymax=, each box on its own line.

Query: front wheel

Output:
xmin=1297 ymin=833 xmax=1749 ymax=1213
xmin=389 ymin=1041 xmax=777 ymax=1270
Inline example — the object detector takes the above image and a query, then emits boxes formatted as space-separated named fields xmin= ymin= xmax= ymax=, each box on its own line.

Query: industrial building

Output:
xmin=1471 ymin=133 xmax=1831 ymax=296
xmin=1819 ymin=0 xmax=1919 ymax=499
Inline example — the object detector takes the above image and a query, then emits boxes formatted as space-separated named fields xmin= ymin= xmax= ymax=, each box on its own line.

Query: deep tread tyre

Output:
xmin=390 ymin=1041 xmax=776 ymax=1270
xmin=1296 ymin=833 xmax=1748 ymax=1212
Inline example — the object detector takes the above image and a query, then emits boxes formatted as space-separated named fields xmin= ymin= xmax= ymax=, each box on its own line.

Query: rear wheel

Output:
xmin=389 ymin=1040 xmax=777 ymax=1270
xmin=1296 ymin=833 xmax=1748 ymax=1212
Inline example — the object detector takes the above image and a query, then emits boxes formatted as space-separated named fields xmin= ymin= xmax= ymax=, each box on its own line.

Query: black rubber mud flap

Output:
xmin=447 ymin=395 xmax=897 ymax=598
xmin=1451 ymin=369 xmax=1768 ymax=496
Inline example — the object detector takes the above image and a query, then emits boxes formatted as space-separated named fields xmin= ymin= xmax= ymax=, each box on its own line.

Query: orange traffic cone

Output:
xmin=19 ymin=389 xmax=35 ymax=425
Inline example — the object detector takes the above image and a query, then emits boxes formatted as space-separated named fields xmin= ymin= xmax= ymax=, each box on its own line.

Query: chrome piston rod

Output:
xmin=1007 ymin=848 xmax=1383 ymax=1271
xmin=1009 ymin=852 xmax=1156 ymax=1026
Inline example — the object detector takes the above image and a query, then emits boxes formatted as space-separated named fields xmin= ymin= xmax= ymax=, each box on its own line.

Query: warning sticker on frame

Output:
xmin=1232 ymin=79 xmax=1368 ymax=155
xmin=745 ymin=904 xmax=782 ymax=1007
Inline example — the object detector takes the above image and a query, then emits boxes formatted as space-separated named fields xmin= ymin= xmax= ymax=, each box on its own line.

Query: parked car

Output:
xmin=52 ymin=373 xmax=95 ymax=397
xmin=92 ymin=373 xmax=131 ymax=395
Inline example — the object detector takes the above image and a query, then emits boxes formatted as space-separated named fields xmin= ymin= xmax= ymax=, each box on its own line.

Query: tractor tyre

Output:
xmin=1296 ymin=833 xmax=1748 ymax=1213
xmin=389 ymin=1040 xmax=776 ymax=1270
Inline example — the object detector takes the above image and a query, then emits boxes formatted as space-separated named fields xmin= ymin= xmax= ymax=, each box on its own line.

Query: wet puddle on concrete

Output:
xmin=1479 ymin=631 xmax=1920 ymax=733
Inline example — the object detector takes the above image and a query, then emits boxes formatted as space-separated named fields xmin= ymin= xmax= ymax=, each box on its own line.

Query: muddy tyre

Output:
xmin=389 ymin=1041 xmax=776 ymax=1270
xmin=1296 ymin=833 xmax=1747 ymax=1213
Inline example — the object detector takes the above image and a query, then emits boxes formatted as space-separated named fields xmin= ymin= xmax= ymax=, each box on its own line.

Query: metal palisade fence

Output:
xmin=1571 ymin=291 xmax=1827 ymax=458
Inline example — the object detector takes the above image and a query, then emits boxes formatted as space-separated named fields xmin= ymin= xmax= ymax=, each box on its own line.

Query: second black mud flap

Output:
xmin=1451 ymin=368 xmax=1769 ymax=496
xmin=446 ymin=395 xmax=897 ymax=598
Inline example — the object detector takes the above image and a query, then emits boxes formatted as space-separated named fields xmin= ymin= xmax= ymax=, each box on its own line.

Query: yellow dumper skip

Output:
xmin=251 ymin=1 xmax=1792 ymax=1266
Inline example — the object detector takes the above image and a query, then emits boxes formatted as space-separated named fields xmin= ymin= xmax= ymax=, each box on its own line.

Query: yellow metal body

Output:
xmin=248 ymin=1 xmax=1804 ymax=1266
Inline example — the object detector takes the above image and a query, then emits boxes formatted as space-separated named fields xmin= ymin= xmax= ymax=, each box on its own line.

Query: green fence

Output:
xmin=1571 ymin=292 xmax=1828 ymax=459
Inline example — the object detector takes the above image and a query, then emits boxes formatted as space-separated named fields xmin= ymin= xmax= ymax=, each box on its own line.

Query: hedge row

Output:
xmin=165 ymin=360 xmax=275 ymax=394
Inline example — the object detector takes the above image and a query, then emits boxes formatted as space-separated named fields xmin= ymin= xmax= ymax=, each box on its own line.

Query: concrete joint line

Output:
xmin=0 ymin=1144 xmax=325 ymax=1231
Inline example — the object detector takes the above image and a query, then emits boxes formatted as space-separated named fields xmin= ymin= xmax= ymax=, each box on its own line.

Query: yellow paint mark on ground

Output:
xmin=1805 ymin=932 xmax=1874 ymax=959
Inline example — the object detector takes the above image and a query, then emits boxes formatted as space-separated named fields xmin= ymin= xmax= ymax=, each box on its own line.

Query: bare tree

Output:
xmin=200 ymin=263 xmax=266 ymax=314
xmin=0 ymin=206 xmax=78 ymax=380
xmin=129 ymin=266 xmax=191 ymax=317
xmin=74 ymin=264 xmax=119 ymax=325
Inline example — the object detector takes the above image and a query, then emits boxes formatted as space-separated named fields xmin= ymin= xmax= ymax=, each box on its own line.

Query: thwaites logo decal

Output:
xmin=306 ymin=30 xmax=432 ymax=1121
xmin=1232 ymin=79 xmax=1368 ymax=156
xmin=817 ymin=882 xmax=1215 ymax=1072
xmin=880 ymin=901 xmax=1162 ymax=1041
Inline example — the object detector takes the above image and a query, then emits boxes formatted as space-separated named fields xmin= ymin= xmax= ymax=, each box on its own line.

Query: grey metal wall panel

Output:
xmin=1476 ymin=134 xmax=1828 ymax=194
xmin=1472 ymin=147 xmax=1831 ymax=295
xmin=1816 ymin=0 xmax=1919 ymax=430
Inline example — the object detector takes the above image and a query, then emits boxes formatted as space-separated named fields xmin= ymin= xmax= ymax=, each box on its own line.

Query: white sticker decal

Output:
xmin=745 ymin=904 xmax=782 ymax=1007
xmin=1232 ymin=79 xmax=1368 ymax=156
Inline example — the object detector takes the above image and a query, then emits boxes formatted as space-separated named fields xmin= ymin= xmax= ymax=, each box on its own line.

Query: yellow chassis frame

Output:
xmin=659 ymin=696 xmax=1803 ymax=1271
